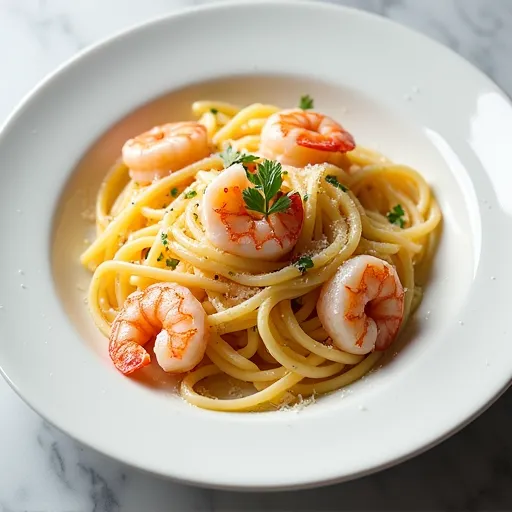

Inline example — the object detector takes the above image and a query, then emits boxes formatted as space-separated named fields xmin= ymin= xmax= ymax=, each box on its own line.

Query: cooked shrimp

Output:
xmin=317 ymin=255 xmax=404 ymax=355
xmin=109 ymin=282 xmax=209 ymax=374
xmin=122 ymin=122 xmax=210 ymax=184
xmin=259 ymin=109 xmax=355 ymax=167
xmin=202 ymin=163 xmax=304 ymax=260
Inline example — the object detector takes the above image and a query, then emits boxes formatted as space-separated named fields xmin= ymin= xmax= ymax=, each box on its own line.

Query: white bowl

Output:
xmin=1 ymin=0 xmax=511 ymax=491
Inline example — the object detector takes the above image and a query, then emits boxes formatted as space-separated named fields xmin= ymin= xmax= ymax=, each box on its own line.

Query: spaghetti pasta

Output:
xmin=81 ymin=98 xmax=442 ymax=412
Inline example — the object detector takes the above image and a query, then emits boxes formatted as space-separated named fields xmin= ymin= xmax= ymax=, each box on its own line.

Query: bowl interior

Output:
xmin=51 ymin=73 xmax=478 ymax=408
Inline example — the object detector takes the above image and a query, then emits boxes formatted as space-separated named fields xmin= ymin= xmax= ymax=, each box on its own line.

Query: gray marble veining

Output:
xmin=1 ymin=1 xmax=512 ymax=510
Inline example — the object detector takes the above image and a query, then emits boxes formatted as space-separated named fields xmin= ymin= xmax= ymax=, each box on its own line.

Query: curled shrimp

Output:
xmin=122 ymin=122 xmax=210 ymax=184
xmin=202 ymin=163 xmax=304 ymax=260
xmin=259 ymin=109 xmax=356 ymax=168
xmin=109 ymin=282 xmax=209 ymax=374
xmin=317 ymin=255 xmax=404 ymax=355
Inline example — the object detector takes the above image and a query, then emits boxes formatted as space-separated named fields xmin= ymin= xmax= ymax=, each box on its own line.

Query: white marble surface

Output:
xmin=1 ymin=0 xmax=512 ymax=510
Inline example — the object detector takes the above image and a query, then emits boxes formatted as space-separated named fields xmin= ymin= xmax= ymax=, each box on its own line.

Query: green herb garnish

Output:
xmin=303 ymin=193 xmax=309 ymax=202
xmin=170 ymin=187 xmax=178 ymax=197
xmin=166 ymin=258 xmax=180 ymax=270
xmin=242 ymin=160 xmax=292 ymax=217
xmin=161 ymin=232 xmax=169 ymax=246
xmin=184 ymin=190 xmax=197 ymax=199
xmin=325 ymin=175 xmax=348 ymax=192
xmin=210 ymin=108 xmax=218 ymax=114
xmin=157 ymin=252 xmax=164 ymax=262
xmin=299 ymin=94 xmax=314 ymax=110
xmin=220 ymin=145 xmax=259 ymax=168
xmin=295 ymin=256 xmax=314 ymax=274
xmin=387 ymin=204 xmax=406 ymax=228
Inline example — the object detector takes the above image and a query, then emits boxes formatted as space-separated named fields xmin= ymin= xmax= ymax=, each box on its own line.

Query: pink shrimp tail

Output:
xmin=287 ymin=191 xmax=304 ymax=224
xmin=296 ymin=131 xmax=355 ymax=153
xmin=109 ymin=342 xmax=151 ymax=375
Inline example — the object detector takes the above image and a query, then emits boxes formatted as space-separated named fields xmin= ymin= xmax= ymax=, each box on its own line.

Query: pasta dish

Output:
xmin=80 ymin=95 xmax=441 ymax=412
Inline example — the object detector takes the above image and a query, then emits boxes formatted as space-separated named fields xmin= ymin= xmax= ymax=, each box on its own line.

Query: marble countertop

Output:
xmin=1 ymin=0 xmax=512 ymax=510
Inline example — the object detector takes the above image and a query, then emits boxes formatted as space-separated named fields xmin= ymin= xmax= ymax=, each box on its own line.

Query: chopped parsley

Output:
xmin=184 ymin=190 xmax=197 ymax=199
xmin=295 ymin=256 xmax=314 ymax=274
xmin=387 ymin=204 xmax=406 ymax=228
xmin=299 ymin=94 xmax=314 ymax=110
xmin=210 ymin=108 xmax=218 ymax=114
xmin=157 ymin=252 xmax=164 ymax=262
xmin=325 ymin=175 xmax=348 ymax=192
xmin=242 ymin=160 xmax=293 ymax=217
xmin=303 ymin=193 xmax=309 ymax=202
xmin=165 ymin=258 xmax=180 ymax=270
xmin=161 ymin=232 xmax=169 ymax=246
xmin=170 ymin=187 xmax=178 ymax=197
xmin=219 ymin=145 xmax=259 ymax=168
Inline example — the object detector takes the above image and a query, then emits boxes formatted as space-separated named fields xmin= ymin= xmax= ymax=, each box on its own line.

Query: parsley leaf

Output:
xmin=161 ymin=232 xmax=168 ymax=246
xmin=387 ymin=204 xmax=406 ymax=228
xmin=157 ymin=252 xmax=164 ymax=262
xmin=299 ymin=94 xmax=314 ymax=110
xmin=220 ymin=145 xmax=259 ymax=168
xmin=295 ymin=256 xmax=314 ymax=274
xmin=210 ymin=108 xmax=218 ymax=114
xmin=184 ymin=190 xmax=197 ymax=199
xmin=166 ymin=258 xmax=180 ymax=270
xmin=268 ymin=195 xmax=292 ymax=216
xmin=170 ymin=187 xmax=178 ymax=197
xmin=242 ymin=187 xmax=266 ymax=213
xmin=303 ymin=193 xmax=309 ymax=202
xmin=242 ymin=160 xmax=295 ymax=217
xmin=258 ymin=160 xmax=283 ymax=205
xmin=245 ymin=168 xmax=262 ymax=188
xmin=325 ymin=175 xmax=348 ymax=192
